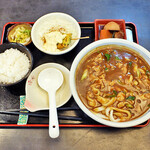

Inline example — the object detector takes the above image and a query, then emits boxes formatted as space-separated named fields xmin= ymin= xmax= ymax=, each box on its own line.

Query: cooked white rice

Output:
xmin=0 ymin=48 xmax=30 ymax=84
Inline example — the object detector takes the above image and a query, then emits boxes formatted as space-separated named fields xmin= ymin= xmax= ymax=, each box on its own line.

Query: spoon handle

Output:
xmin=48 ymin=91 xmax=59 ymax=138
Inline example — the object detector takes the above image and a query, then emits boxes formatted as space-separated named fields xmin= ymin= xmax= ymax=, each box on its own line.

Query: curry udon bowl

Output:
xmin=70 ymin=38 xmax=150 ymax=128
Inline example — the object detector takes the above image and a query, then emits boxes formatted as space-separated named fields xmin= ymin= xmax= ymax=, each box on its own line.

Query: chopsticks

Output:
xmin=5 ymin=107 xmax=80 ymax=112
xmin=0 ymin=107 xmax=83 ymax=121
xmin=0 ymin=111 xmax=82 ymax=121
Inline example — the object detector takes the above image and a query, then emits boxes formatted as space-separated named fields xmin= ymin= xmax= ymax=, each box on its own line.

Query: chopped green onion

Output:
xmin=126 ymin=96 xmax=135 ymax=100
xmin=97 ymin=51 xmax=100 ymax=53
xmin=126 ymin=103 xmax=134 ymax=109
xmin=113 ymin=90 xmax=117 ymax=95
xmin=129 ymin=62 xmax=132 ymax=67
xmin=107 ymin=90 xmax=117 ymax=97
xmin=115 ymin=56 xmax=120 ymax=60
xmin=81 ymin=69 xmax=88 ymax=81
xmin=108 ymin=95 xmax=116 ymax=98
xmin=146 ymin=70 xmax=150 ymax=75
xmin=105 ymin=54 xmax=111 ymax=61
xmin=105 ymin=67 xmax=108 ymax=71
xmin=148 ymin=104 xmax=150 ymax=108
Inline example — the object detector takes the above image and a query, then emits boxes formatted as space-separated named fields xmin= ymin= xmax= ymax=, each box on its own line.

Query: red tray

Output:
xmin=0 ymin=22 xmax=149 ymax=128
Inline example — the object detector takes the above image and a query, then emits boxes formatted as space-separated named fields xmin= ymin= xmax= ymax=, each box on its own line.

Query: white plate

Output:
xmin=25 ymin=63 xmax=71 ymax=112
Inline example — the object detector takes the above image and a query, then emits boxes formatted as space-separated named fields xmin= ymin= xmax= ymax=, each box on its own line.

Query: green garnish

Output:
xmin=129 ymin=62 xmax=132 ymax=67
xmin=105 ymin=67 xmax=108 ymax=71
xmin=107 ymin=90 xmax=118 ymax=97
xmin=126 ymin=103 xmax=134 ymax=109
xmin=113 ymin=90 xmax=117 ymax=95
xmin=148 ymin=104 xmax=150 ymax=108
xmin=115 ymin=56 xmax=120 ymax=60
xmin=105 ymin=54 xmax=111 ymax=61
xmin=146 ymin=70 xmax=150 ymax=75
xmin=126 ymin=96 xmax=136 ymax=100
xmin=97 ymin=51 xmax=100 ymax=53
xmin=81 ymin=69 xmax=88 ymax=81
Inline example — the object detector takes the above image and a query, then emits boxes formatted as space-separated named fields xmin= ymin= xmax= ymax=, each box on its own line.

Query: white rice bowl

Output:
xmin=0 ymin=48 xmax=30 ymax=84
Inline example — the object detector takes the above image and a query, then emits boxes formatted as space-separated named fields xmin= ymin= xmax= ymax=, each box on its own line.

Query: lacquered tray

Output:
xmin=0 ymin=22 xmax=149 ymax=128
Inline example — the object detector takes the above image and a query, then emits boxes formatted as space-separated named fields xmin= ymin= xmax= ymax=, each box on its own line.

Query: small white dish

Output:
xmin=25 ymin=63 xmax=71 ymax=112
xmin=31 ymin=12 xmax=81 ymax=55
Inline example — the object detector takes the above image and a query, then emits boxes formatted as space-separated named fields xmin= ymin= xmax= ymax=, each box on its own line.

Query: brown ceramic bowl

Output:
xmin=7 ymin=23 xmax=32 ymax=46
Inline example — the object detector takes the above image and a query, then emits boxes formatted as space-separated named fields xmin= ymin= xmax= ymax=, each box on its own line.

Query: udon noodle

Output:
xmin=76 ymin=45 xmax=150 ymax=122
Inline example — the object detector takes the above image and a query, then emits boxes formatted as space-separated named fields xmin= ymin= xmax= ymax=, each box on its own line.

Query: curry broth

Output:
xmin=76 ymin=45 xmax=150 ymax=122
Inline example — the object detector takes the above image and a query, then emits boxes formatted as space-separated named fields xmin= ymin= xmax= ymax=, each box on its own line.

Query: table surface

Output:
xmin=0 ymin=0 xmax=149 ymax=150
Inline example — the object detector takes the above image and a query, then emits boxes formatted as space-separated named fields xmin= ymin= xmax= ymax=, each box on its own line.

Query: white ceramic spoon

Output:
xmin=38 ymin=68 xmax=63 ymax=138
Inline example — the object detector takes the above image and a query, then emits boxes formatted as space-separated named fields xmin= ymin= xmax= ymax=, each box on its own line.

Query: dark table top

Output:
xmin=0 ymin=0 xmax=149 ymax=150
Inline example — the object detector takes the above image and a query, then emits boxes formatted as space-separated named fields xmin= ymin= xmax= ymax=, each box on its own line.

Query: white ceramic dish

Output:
xmin=31 ymin=12 xmax=81 ymax=55
xmin=25 ymin=63 xmax=71 ymax=112
xmin=70 ymin=38 xmax=150 ymax=128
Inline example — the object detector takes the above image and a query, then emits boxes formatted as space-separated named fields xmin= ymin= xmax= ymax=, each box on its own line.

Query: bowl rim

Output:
xmin=31 ymin=12 xmax=81 ymax=55
xmin=0 ymin=42 xmax=33 ymax=86
xmin=70 ymin=38 xmax=150 ymax=128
